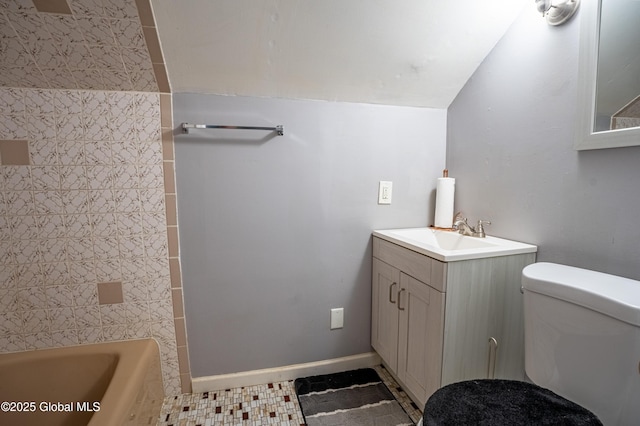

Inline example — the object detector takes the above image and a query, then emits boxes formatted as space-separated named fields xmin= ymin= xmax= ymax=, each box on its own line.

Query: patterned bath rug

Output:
xmin=294 ymin=368 xmax=415 ymax=426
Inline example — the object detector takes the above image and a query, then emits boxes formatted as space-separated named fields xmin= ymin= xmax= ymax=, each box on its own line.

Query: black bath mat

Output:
xmin=423 ymin=379 xmax=603 ymax=426
xmin=295 ymin=368 xmax=414 ymax=426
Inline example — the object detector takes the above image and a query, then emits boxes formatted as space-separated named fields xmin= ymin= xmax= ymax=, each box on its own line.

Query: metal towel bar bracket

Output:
xmin=181 ymin=123 xmax=284 ymax=136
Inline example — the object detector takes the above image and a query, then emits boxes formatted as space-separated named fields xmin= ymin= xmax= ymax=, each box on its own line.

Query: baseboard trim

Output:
xmin=191 ymin=352 xmax=381 ymax=393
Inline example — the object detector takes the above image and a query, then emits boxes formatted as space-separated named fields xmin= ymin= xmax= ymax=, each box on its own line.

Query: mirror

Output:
xmin=575 ymin=0 xmax=640 ymax=150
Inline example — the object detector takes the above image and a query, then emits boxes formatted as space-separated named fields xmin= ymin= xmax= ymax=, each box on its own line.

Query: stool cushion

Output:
xmin=423 ymin=379 xmax=602 ymax=425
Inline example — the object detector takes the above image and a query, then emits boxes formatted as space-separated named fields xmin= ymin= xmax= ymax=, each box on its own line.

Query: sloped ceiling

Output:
xmin=0 ymin=0 xmax=527 ymax=108
xmin=150 ymin=0 xmax=526 ymax=108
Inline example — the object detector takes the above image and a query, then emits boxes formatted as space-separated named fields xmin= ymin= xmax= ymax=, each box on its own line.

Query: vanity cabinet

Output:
xmin=371 ymin=236 xmax=536 ymax=407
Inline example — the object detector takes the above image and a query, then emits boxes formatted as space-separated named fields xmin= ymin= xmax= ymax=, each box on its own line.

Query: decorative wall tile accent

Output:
xmin=0 ymin=87 xmax=181 ymax=395
xmin=32 ymin=0 xmax=72 ymax=15
xmin=97 ymin=281 xmax=124 ymax=304
xmin=0 ymin=140 xmax=31 ymax=165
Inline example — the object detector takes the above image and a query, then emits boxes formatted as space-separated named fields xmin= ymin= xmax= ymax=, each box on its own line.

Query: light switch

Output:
xmin=378 ymin=181 xmax=392 ymax=205
xmin=330 ymin=308 xmax=344 ymax=329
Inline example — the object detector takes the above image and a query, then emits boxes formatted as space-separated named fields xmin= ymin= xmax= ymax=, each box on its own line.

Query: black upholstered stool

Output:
xmin=423 ymin=379 xmax=602 ymax=425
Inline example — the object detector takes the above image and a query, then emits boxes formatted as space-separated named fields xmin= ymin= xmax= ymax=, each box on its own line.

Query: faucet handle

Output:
xmin=477 ymin=219 xmax=491 ymax=228
xmin=476 ymin=220 xmax=491 ymax=237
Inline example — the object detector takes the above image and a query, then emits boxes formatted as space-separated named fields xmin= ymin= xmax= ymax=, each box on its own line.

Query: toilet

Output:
xmin=420 ymin=262 xmax=640 ymax=426
xmin=522 ymin=262 xmax=640 ymax=425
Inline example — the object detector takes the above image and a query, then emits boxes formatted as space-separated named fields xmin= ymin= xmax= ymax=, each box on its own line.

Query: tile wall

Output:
xmin=0 ymin=0 xmax=169 ymax=92
xmin=0 ymin=87 xmax=187 ymax=396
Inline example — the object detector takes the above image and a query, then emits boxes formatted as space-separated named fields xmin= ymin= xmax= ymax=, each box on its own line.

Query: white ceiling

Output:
xmin=150 ymin=0 xmax=527 ymax=108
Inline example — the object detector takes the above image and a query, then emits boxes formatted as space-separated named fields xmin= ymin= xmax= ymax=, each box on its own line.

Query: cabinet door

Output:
xmin=491 ymin=254 xmax=533 ymax=380
xmin=371 ymin=258 xmax=400 ymax=372
xmin=442 ymin=259 xmax=494 ymax=384
xmin=441 ymin=254 xmax=534 ymax=385
xmin=397 ymin=273 xmax=445 ymax=406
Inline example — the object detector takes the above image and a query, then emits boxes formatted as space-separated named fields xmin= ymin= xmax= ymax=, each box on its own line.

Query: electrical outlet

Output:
xmin=330 ymin=308 xmax=344 ymax=330
xmin=378 ymin=181 xmax=392 ymax=205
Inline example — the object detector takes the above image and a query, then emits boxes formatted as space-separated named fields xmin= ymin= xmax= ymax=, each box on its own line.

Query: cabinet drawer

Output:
xmin=373 ymin=237 xmax=446 ymax=292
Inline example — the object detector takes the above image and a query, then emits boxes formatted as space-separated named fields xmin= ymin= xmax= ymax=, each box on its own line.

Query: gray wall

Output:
xmin=447 ymin=9 xmax=640 ymax=279
xmin=173 ymin=93 xmax=446 ymax=377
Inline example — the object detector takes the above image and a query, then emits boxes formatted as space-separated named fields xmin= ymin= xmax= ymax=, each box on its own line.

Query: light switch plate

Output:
xmin=330 ymin=308 xmax=344 ymax=329
xmin=378 ymin=181 xmax=392 ymax=204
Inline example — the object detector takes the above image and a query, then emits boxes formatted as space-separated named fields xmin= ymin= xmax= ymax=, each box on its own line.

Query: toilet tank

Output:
xmin=522 ymin=262 xmax=640 ymax=426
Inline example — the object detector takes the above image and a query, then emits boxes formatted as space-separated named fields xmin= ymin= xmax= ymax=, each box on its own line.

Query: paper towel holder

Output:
xmin=433 ymin=171 xmax=456 ymax=230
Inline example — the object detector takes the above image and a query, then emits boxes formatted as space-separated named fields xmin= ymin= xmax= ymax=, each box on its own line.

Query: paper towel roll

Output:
xmin=434 ymin=177 xmax=455 ymax=228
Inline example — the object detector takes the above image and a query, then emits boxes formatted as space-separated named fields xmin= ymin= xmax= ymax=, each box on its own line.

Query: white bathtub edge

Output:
xmin=191 ymin=352 xmax=381 ymax=393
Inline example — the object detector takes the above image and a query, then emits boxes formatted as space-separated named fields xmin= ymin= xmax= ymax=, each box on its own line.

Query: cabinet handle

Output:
xmin=487 ymin=337 xmax=498 ymax=379
xmin=397 ymin=288 xmax=406 ymax=311
xmin=389 ymin=282 xmax=397 ymax=304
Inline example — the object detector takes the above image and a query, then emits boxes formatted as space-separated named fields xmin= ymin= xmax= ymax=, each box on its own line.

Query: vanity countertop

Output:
xmin=373 ymin=227 xmax=537 ymax=262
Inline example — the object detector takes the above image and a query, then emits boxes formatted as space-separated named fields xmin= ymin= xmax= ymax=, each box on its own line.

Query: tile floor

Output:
xmin=157 ymin=365 xmax=423 ymax=425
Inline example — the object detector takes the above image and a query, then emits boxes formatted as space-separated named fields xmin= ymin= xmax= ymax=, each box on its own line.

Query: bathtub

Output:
xmin=0 ymin=339 xmax=164 ymax=426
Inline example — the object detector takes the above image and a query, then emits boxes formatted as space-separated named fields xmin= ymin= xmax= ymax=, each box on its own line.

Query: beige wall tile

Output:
xmin=177 ymin=345 xmax=190 ymax=374
xmin=162 ymin=130 xmax=175 ymax=161
xmin=153 ymin=63 xmax=171 ymax=93
xmin=163 ymin=161 xmax=176 ymax=193
xmin=160 ymin=94 xmax=172 ymax=128
xmin=180 ymin=373 xmax=192 ymax=394
xmin=143 ymin=26 xmax=164 ymax=64
xmin=0 ymin=87 xmax=185 ymax=396
xmin=4 ymin=0 xmax=158 ymax=92
xmin=165 ymin=193 xmax=177 ymax=226
xmin=97 ymin=281 xmax=124 ymax=305
xmin=167 ymin=226 xmax=179 ymax=258
xmin=171 ymin=288 xmax=184 ymax=318
xmin=135 ymin=0 xmax=156 ymax=27
xmin=0 ymin=140 xmax=31 ymax=166
xmin=174 ymin=318 xmax=187 ymax=347
xmin=32 ymin=0 xmax=72 ymax=14
xmin=169 ymin=258 xmax=182 ymax=288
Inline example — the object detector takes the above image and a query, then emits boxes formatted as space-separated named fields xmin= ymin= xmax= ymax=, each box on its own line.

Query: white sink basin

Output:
xmin=373 ymin=227 xmax=537 ymax=262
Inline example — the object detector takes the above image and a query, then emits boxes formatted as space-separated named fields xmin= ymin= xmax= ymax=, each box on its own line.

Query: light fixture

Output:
xmin=535 ymin=0 xmax=580 ymax=26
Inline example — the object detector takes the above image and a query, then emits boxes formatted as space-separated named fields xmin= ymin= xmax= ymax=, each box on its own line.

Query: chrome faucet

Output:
xmin=453 ymin=217 xmax=491 ymax=238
